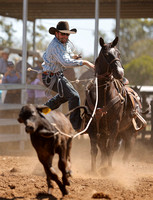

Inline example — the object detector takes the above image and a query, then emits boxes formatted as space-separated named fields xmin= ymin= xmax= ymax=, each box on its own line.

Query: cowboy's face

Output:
xmin=55 ymin=31 xmax=70 ymax=44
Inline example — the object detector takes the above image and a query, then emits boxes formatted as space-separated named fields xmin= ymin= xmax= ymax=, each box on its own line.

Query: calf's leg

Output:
xmin=58 ymin=144 xmax=71 ymax=187
xmin=40 ymin=156 xmax=68 ymax=196
xmin=44 ymin=163 xmax=68 ymax=196
xmin=66 ymin=138 xmax=72 ymax=177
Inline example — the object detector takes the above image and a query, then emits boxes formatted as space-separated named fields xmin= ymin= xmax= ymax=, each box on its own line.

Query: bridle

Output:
xmin=97 ymin=49 xmax=121 ymax=80
xmin=102 ymin=48 xmax=121 ymax=67
xmin=109 ymin=57 xmax=120 ymax=65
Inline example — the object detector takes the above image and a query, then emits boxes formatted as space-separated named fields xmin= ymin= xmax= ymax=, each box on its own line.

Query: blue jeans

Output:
xmin=42 ymin=73 xmax=82 ymax=130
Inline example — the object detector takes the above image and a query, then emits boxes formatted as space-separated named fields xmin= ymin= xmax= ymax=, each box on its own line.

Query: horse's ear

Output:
xmin=111 ymin=37 xmax=119 ymax=47
xmin=99 ymin=37 xmax=105 ymax=47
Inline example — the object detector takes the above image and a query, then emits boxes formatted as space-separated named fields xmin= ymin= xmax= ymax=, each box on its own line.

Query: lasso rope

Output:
xmin=27 ymin=67 xmax=93 ymax=84
xmin=27 ymin=67 xmax=98 ymax=138
xmin=27 ymin=68 xmax=98 ymax=138
xmin=73 ymin=75 xmax=98 ymax=138
xmin=50 ymin=75 xmax=98 ymax=139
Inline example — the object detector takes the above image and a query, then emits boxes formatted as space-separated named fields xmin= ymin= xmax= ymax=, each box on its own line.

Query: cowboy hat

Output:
xmin=49 ymin=21 xmax=77 ymax=35
xmin=2 ymin=48 xmax=10 ymax=54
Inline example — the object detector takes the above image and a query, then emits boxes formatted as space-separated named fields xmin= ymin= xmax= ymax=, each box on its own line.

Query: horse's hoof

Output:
xmin=63 ymin=178 xmax=70 ymax=186
xmin=66 ymin=170 xmax=72 ymax=177
xmin=62 ymin=188 xmax=69 ymax=196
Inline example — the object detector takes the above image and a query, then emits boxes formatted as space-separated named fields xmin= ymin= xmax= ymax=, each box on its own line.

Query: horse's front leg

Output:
xmin=98 ymin=133 xmax=108 ymax=167
xmin=89 ymin=132 xmax=98 ymax=172
xmin=107 ymin=121 xmax=120 ymax=167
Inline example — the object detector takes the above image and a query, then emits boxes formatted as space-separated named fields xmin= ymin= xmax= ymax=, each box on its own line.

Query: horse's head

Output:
xmin=95 ymin=37 xmax=124 ymax=80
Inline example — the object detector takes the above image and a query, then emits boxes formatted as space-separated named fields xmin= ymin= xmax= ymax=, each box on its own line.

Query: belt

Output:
xmin=43 ymin=71 xmax=61 ymax=76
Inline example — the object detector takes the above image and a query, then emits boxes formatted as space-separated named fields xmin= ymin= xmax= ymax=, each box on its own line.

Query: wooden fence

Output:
xmin=0 ymin=84 xmax=45 ymax=150
xmin=0 ymin=84 xmax=153 ymax=150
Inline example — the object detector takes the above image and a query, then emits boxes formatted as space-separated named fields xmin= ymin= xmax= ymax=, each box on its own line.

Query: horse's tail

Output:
xmin=65 ymin=106 xmax=91 ymax=117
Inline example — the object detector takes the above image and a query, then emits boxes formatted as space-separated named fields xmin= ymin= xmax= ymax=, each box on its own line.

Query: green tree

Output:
xmin=116 ymin=19 xmax=153 ymax=65
xmin=35 ymin=23 xmax=49 ymax=51
xmin=0 ymin=17 xmax=16 ymax=47
xmin=124 ymin=55 xmax=153 ymax=85
xmin=0 ymin=17 xmax=49 ymax=52
xmin=131 ymin=39 xmax=153 ymax=59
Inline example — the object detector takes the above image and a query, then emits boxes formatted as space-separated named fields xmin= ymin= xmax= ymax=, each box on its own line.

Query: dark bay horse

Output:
xmin=84 ymin=37 xmax=146 ymax=172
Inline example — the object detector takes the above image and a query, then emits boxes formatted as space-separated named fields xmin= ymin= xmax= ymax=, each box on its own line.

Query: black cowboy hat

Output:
xmin=49 ymin=21 xmax=77 ymax=35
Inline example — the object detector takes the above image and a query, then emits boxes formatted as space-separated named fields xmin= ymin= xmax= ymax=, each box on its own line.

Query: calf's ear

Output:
xmin=36 ymin=105 xmax=51 ymax=114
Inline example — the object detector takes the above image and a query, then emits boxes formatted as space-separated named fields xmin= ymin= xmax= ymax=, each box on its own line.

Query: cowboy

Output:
xmin=42 ymin=21 xmax=94 ymax=131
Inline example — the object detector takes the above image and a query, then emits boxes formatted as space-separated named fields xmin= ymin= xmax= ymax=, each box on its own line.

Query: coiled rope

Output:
xmin=50 ymin=75 xmax=98 ymax=139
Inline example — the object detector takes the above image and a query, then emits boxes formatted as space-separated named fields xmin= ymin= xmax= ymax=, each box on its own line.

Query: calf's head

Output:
xmin=18 ymin=104 xmax=51 ymax=135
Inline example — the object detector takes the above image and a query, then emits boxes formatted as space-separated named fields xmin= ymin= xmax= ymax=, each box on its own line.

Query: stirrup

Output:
xmin=132 ymin=111 xmax=147 ymax=131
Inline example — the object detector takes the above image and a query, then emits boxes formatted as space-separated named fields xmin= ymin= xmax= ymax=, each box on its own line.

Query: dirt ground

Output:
xmin=0 ymin=136 xmax=153 ymax=200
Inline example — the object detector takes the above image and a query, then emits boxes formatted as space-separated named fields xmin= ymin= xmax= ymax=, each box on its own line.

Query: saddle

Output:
xmin=112 ymin=79 xmax=147 ymax=131
xmin=85 ymin=78 xmax=147 ymax=132
xmin=113 ymin=79 xmax=142 ymax=110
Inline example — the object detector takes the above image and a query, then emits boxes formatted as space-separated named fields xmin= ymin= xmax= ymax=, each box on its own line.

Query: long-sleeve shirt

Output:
xmin=42 ymin=37 xmax=83 ymax=73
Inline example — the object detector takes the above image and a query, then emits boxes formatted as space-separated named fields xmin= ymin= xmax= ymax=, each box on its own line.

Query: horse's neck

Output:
xmin=89 ymin=78 xmax=116 ymax=108
xmin=98 ymin=80 xmax=117 ymax=106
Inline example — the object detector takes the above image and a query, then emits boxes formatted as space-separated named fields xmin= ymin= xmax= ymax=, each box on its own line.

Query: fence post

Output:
xmin=150 ymin=100 xmax=153 ymax=143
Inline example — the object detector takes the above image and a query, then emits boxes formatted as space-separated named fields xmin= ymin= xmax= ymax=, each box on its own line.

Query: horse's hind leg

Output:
xmin=122 ymin=130 xmax=136 ymax=163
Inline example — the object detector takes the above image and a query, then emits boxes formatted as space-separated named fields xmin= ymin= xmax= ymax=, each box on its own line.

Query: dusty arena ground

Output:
xmin=0 ymin=136 xmax=153 ymax=200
